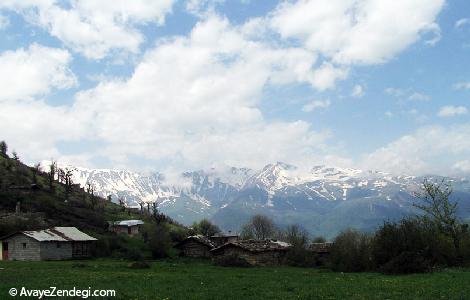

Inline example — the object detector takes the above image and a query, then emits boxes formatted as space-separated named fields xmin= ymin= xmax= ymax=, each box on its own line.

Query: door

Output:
xmin=2 ymin=242 xmax=8 ymax=261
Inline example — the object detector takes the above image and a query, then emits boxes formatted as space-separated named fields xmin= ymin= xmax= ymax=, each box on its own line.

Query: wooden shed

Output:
xmin=175 ymin=235 xmax=215 ymax=258
xmin=108 ymin=220 xmax=144 ymax=236
xmin=0 ymin=227 xmax=97 ymax=261
xmin=308 ymin=242 xmax=333 ymax=256
xmin=211 ymin=239 xmax=291 ymax=266
xmin=209 ymin=231 xmax=239 ymax=247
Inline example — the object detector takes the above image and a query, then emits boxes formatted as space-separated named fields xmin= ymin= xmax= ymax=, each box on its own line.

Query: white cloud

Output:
xmin=437 ymin=106 xmax=468 ymax=117
xmin=454 ymin=82 xmax=470 ymax=90
xmin=408 ymin=92 xmax=430 ymax=102
xmin=302 ymin=99 xmax=331 ymax=112
xmin=270 ymin=0 xmax=445 ymax=65
xmin=0 ymin=13 xmax=9 ymax=29
xmin=453 ymin=160 xmax=470 ymax=174
xmin=455 ymin=18 xmax=470 ymax=28
xmin=310 ymin=63 xmax=348 ymax=91
xmin=351 ymin=84 xmax=365 ymax=98
xmin=385 ymin=88 xmax=430 ymax=101
xmin=0 ymin=0 xmax=176 ymax=59
xmin=62 ymin=16 xmax=341 ymax=170
xmin=0 ymin=44 xmax=76 ymax=102
xmin=362 ymin=124 xmax=470 ymax=175
xmin=385 ymin=87 xmax=405 ymax=97
xmin=186 ymin=0 xmax=225 ymax=17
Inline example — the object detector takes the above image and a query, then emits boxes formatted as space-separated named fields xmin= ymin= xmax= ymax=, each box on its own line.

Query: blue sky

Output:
xmin=0 ymin=0 xmax=469 ymax=176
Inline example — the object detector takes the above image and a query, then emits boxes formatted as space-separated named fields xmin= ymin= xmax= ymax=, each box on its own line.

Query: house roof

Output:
xmin=211 ymin=239 xmax=291 ymax=253
xmin=176 ymin=235 xmax=215 ymax=248
xmin=7 ymin=227 xmax=97 ymax=242
xmin=210 ymin=232 xmax=239 ymax=238
xmin=309 ymin=242 xmax=333 ymax=253
xmin=110 ymin=220 xmax=144 ymax=227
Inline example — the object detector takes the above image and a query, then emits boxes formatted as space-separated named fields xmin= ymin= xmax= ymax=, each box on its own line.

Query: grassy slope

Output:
xmin=0 ymin=259 xmax=469 ymax=300
xmin=0 ymin=155 xmax=156 ymax=236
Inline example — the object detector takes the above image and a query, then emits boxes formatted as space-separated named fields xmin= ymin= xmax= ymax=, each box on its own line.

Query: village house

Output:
xmin=108 ymin=220 xmax=144 ymax=236
xmin=0 ymin=227 xmax=97 ymax=261
xmin=175 ymin=235 xmax=215 ymax=258
xmin=309 ymin=242 xmax=333 ymax=256
xmin=210 ymin=239 xmax=291 ymax=266
xmin=209 ymin=231 xmax=239 ymax=247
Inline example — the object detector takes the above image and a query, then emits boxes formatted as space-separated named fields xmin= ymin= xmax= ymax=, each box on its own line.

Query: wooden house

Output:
xmin=210 ymin=239 xmax=291 ymax=266
xmin=309 ymin=242 xmax=333 ymax=255
xmin=209 ymin=231 xmax=239 ymax=247
xmin=108 ymin=220 xmax=144 ymax=236
xmin=0 ymin=227 xmax=97 ymax=261
xmin=175 ymin=235 xmax=215 ymax=258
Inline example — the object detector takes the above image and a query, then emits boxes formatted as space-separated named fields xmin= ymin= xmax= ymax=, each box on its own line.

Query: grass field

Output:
xmin=1 ymin=259 xmax=470 ymax=300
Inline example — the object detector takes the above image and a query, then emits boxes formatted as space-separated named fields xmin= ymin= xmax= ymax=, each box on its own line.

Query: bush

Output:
xmin=214 ymin=253 xmax=252 ymax=268
xmin=92 ymin=234 xmax=148 ymax=261
xmin=144 ymin=224 xmax=173 ymax=259
xmin=372 ymin=218 xmax=452 ymax=274
xmin=327 ymin=229 xmax=373 ymax=272
xmin=284 ymin=247 xmax=318 ymax=267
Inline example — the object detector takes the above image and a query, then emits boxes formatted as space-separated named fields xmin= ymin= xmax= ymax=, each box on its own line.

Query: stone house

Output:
xmin=210 ymin=239 xmax=291 ymax=266
xmin=175 ymin=235 xmax=215 ymax=258
xmin=108 ymin=220 xmax=144 ymax=236
xmin=209 ymin=231 xmax=239 ymax=247
xmin=0 ymin=227 xmax=97 ymax=261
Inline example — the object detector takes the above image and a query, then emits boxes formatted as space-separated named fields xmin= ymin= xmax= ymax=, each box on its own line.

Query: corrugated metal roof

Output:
xmin=22 ymin=227 xmax=97 ymax=242
xmin=53 ymin=227 xmax=97 ymax=241
xmin=23 ymin=229 xmax=67 ymax=242
xmin=112 ymin=220 xmax=144 ymax=227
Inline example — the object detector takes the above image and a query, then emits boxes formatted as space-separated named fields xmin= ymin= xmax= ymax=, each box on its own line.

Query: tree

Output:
xmin=32 ymin=163 xmax=41 ymax=184
xmin=414 ymin=179 xmax=466 ymax=251
xmin=283 ymin=224 xmax=309 ymax=247
xmin=193 ymin=219 xmax=221 ymax=237
xmin=240 ymin=214 xmax=276 ymax=240
xmin=48 ymin=160 xmax=57 ymax=192
xmin=0 ymin=141 xmax=7 ymax=157
xmin=12 ymin=151 xmax=19 ymax=161
xmin=312 ymin=236 xmax=327 ymax=243
xmin=118 ymin=196 xmax=126 ymax=211
xmin=87 ymin=183 xmax=98 ymax=208
xmin=328 ymin=229 xmax=373 ymax=272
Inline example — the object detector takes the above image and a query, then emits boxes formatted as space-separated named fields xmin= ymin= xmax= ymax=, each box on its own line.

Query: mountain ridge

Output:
xmin=42 ymin=161 xmax=470 ymax=237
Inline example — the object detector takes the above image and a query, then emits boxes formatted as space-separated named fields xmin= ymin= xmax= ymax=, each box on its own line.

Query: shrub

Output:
xmin=372 ymin=218 xmax=452 ymax=274
xmin=284 ymin=247 xmax=318 ymax=267
xmin=327 ymin=229 xmax=373 ymax=272
xmin=145 ymin=224 xmax=173 ymax=259
xmin=214 ymin=253 xmax=252 ymax=267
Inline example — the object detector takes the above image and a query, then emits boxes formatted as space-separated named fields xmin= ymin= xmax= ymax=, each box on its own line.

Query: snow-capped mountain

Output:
xmin=43 ymin=161 xmax=470 ymax=238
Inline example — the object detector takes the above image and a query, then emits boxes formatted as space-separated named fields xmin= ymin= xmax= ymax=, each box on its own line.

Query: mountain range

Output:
xmin=46 ymin=161 xmax=470 ymax=238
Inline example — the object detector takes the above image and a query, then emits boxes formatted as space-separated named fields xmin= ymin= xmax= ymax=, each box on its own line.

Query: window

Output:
xmin=22 ymin=243 xmax=26 ymax=249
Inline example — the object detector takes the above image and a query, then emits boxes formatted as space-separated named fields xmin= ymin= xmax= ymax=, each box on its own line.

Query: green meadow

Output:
xmin=0 ymin=259 xmax=469 ymax=300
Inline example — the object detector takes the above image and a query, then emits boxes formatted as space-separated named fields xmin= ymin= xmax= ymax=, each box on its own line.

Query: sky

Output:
xmin=0 ymin=0 xmax=470 ymax=176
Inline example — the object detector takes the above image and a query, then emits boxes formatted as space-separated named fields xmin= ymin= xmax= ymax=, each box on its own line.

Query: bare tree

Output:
xmin=118 ymin=196 xmax=126 ymax=211
xmin=0 ymin=141 xmax=7 ymax=157
xmin=86 ymin=182 xmax=98 ymax=208
xmin=283 ymin=224 xmax=309 ymax=247
xmin=12 ymin=151 xmax=19 ymax=161
xmin=48 ymin=160 xmax=57 ymax=192
xmin=241 ymin=214 xmax=277 ymax=240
